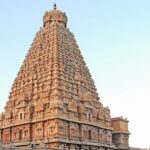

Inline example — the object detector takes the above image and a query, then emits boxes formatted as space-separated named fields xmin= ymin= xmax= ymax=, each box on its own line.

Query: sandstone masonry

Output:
xmin=0 ymin=4 xmax=130 ymax=150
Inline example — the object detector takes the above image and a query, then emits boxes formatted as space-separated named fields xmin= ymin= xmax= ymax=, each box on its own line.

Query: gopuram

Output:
xmin=0 ymin=4 xmax=130 ymax=150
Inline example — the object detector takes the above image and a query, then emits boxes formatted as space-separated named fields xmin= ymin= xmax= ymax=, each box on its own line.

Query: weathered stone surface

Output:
xmin=0 ymin=4 xmax=130 ymax=150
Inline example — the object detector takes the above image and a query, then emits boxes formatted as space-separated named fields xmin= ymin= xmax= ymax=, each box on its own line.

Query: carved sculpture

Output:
xmin=0 ymin=4 xmax=130 ymax=150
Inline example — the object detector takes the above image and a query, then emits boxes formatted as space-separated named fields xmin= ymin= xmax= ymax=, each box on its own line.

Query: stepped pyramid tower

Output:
xmin=0 ymin=4 xmax=130 ymax=150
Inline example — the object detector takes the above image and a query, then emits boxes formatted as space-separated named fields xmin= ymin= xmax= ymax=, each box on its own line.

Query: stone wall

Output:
xmin=0 ymin=4 xmax=129 ymax=150
xmin=130 ymin=148 xmax=147 ymax=150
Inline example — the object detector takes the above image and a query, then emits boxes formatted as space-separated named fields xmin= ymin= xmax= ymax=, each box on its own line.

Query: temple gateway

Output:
xmin=0 ymin=4 xmax=130 ymax=150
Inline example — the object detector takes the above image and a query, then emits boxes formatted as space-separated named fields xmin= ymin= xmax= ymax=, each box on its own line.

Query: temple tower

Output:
xmin=0 ymin=4 xmax=129 ymax=150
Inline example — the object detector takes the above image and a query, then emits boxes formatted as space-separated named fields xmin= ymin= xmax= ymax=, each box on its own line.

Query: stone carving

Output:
xmin=0 ymin=113 xmax=3 ymax=121
xmin=4 ymin=111 xmax=12 ymax=119
xmin=50 ymin=99 xmax=63 ymax=109
xmin=68 ymin=100 xmax=77 ymax=112
xmin=82 ymin=91 xmax=92 ymax=102
xmin=97 ymin=110 xmax=105 ymax=120
xmin=35 ymin=102 xmax=44 ymax=112
xmin=78 ymin=104 xmax=85 ymax=114
xmin=0 ymin=4 xmax=130 ymax=150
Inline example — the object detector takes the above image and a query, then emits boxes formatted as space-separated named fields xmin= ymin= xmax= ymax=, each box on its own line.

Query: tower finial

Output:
xmin=53 ymin=3 xmax=57 ymax=10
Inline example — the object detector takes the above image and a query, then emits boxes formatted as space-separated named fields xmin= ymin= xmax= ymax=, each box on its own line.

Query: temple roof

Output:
xmin=43 ymin=4 xmax=68 ymax=27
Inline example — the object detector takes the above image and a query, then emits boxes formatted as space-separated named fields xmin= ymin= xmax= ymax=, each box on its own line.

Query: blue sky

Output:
xmin=0 ymin=0 xmax=150 ymax=148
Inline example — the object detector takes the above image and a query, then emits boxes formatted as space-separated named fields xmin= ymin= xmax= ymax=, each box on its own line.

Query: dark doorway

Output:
xmin=19 ymin=130 xmax=23 ymax=140
xmin=89 ymin=130 xmax=91 ymax=139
